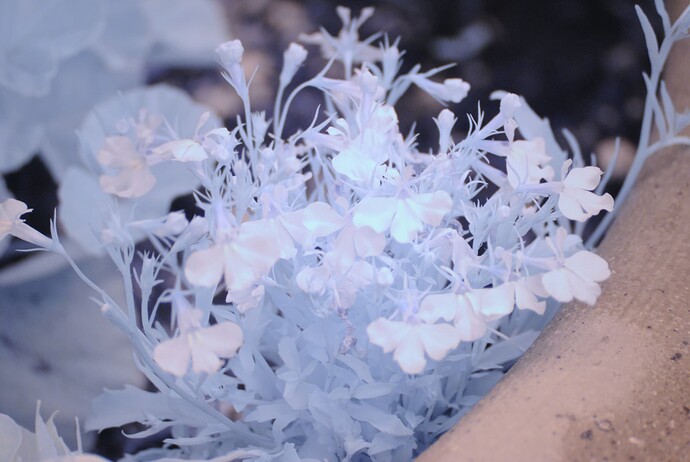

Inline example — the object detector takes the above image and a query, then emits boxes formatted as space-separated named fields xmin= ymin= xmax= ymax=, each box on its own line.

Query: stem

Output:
xmin=586 ymin=15 xmax=679 ymax=249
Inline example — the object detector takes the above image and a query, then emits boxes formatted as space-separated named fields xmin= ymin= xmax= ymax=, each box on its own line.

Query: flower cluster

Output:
xmin=15 ymin=3 xmax=688 ymax=461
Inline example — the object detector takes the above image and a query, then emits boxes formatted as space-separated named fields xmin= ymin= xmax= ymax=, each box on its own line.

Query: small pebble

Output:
xmin=596 ymin=419 xmax=614 ymax=432
xmin=628 ymin=436 xmax=644 ymax=446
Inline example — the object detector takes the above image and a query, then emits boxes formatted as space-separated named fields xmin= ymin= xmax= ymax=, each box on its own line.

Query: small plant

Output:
xmin=2 ymin=2 xmax=689 ymax=461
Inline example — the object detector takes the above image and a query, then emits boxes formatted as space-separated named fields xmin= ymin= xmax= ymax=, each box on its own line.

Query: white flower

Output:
xmin=154 ymin=303 xmax=243 ymax=377
xmin=280 ymin=42 xmax=308 ymax=85
xmin=409 ymin=75 xmax=470 ymax=104
xmin=97 ymin=136 xmax=156 ymax=198
xmin=185 ymin=218 xmax=283 ymax=292
xmin=352 ymin=191 xmax=452 ymax=243
xmin=299 ymin=7 xmax=381 ymax=65
xmin=216 ymin=40 xmax=244 ymax=69
xmin=331 ymin=104 xmax=399 ymax=183
xmin=129 ymin=211 xmax=188 ymax=237
xmin=542 ymin=250 xmax=610 ymax=305
xmin=367 ymin=318 xmax=461 ymax=374
xmin=419 ymin=291 xmax=490 ymax=342
xmin=0 ymin=198 xmax=51 ymax=248
xmin=434 ymin=108 xmax=456 ymax=153
xmin=297 ymin=257 xmax=374 ymax=309
xmin=508 ymin=276 xmax=548 ymax=314
xmin=152 ymin=139 xmax=208 ymax=162
xmin=225 ymin=284 xmax=265 ymax=312
xmin=499 ymin=93 xmax=521 ymax=120
xmin=558 ymin=160 xmax=614 ymax=221
xmin=506 ymin=138 xmax=554 ymax=188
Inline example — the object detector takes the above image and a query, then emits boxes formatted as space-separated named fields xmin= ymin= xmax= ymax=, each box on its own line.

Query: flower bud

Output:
xmin=279 ymin=42 xmax=308 ymax=86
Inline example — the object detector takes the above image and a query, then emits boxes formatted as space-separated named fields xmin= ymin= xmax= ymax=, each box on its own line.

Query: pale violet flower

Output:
xmin=331 ymin=104 xmax=400 ymax=184
xmin=558 ymin=160 xmax=615 ymax=221
xmin=419 ymin=291 xmax=489 ymax=342
xmin=60 ymin=85 xmax=220 ymax=254
xmin=97 ymin=136 xmax=157 ymax=198
xmin=353 ymin=190 xmax=453 ymax=244
xmin=542 ymin=250 xmax=611 ymax=305
xmin=153 ymin=296 xmax=243 ymax=377
xmin=409 ymin=76 xmax=470 ymax=104
xmin=299 ymin=6 xmax=381 ymax=70
xmin=506 ymin=138 xmax=555 ymax=188
xmin=434 ymin=108 xmax=457 ymax=153
xmin=184 ymin=218 xmax=283 ymax=292
xmin=152 ymin=138 xmax=208 ymax=163
xmin=279 ymin=42 xmax=308 ymax=86
xmin=367 ymin=318 xmax=461 ymax=374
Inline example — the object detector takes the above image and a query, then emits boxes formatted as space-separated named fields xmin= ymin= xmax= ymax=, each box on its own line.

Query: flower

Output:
xmin=280 ymin=43 xmax=308 ymax=86
xmin=299 ymin=6 xmax=381 ymax=66
xmin=542 ymin=250 xmax=611 ymax=305
xmin=419 ymin=290 xmax=494 ymax=342
xmin=434 ymin=108 xmax=457 ymax=153
xmin=331 ymin=104 xmax=399 ymax=184
xmin=152 ymin=138 xmax=208 ymax=162
xmin=352 ymin=190 xmax=453 ymax=243
xmin=558 ymin=160 xmax=614 ymax=221
xmin=367 ymin=318 xmax=461 ymax=374
xmin=0 ymin=198 xmax=51 ymax=248
xmin=506 ymin=138 xmax=554 ymax=188
xmin=97 ymin=136 xmax=156 ymax=198
xmin=153 ymin=299 xmax=243 ymax=377
xmin=184 ymin=218 xmax=283 ymax=292
xmin=409 ymin=75 xmax=470 ymax=104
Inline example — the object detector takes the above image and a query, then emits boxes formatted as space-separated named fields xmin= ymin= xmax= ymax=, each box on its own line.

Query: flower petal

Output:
xmin=565 ymin=251 xmax=611 ymax=283
xmin=454 ymin=295 xmax=487 ymax=341
xmin=419 ymin=293 xmax=458 ymax=323
xmin=558 ymin=191 xmax=589 ymax=221
xmin=513 ymin=280 xmax=546 ymax=314
xmin=353 ymin=225 xmax=386 ymax=257
xmin=99 ymin=163 xmax=156 ymax=198
xmin=153 ymin=336 xmax=191 ymax=377
xmin=352 ymin=197 xmax=397 ymax=233
xmin=542 ymin=268 xmax=574 ymax=303
xmin=390 ymin=199 xmax=423 ymax=243
xmin=301 ymin=201 xmax=345 ymax=236
xmin=185 ymin=244 xmax=224 ymax=287
xmin=563 ymin=166 xmax=603 ymax=191
xmin=474 ymin=284 xmax=514 ymax=319
xmin=417 ymin=323 xmax=461 ymax=361
xmin=198 ymin=322 xmax=244 ymax=358
xmin=367 ymin=318 xmax=410 ymax=354
xmin=189 ymin=333 xmax=222 ymax=374
xmin=392 ymin=331 xmax=426 ymax=374
xmin=406 ymin=191 xmax=452 ymax=227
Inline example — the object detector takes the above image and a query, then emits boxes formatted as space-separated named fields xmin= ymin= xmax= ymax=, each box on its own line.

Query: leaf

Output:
xmin=636 ymin=6 xmax=659 ymax=63
xmin=659 ymin=81 xmax=676 ymax=133
xmin=348 ymin=403 xmax=413 ymax=437
xmin=86 ymin=385 xmax=210 ymax=431
xmin=475 ymin=330 xmax=540 ymax=370
xmin=654 ymin=0 xmax=671 ymax=34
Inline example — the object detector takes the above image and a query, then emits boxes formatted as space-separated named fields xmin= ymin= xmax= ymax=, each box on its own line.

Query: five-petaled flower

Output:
xmin=558 ymin=160 xmax=614 ymax=221
xmin=153 ymin=295 xmax=244 ymax=377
